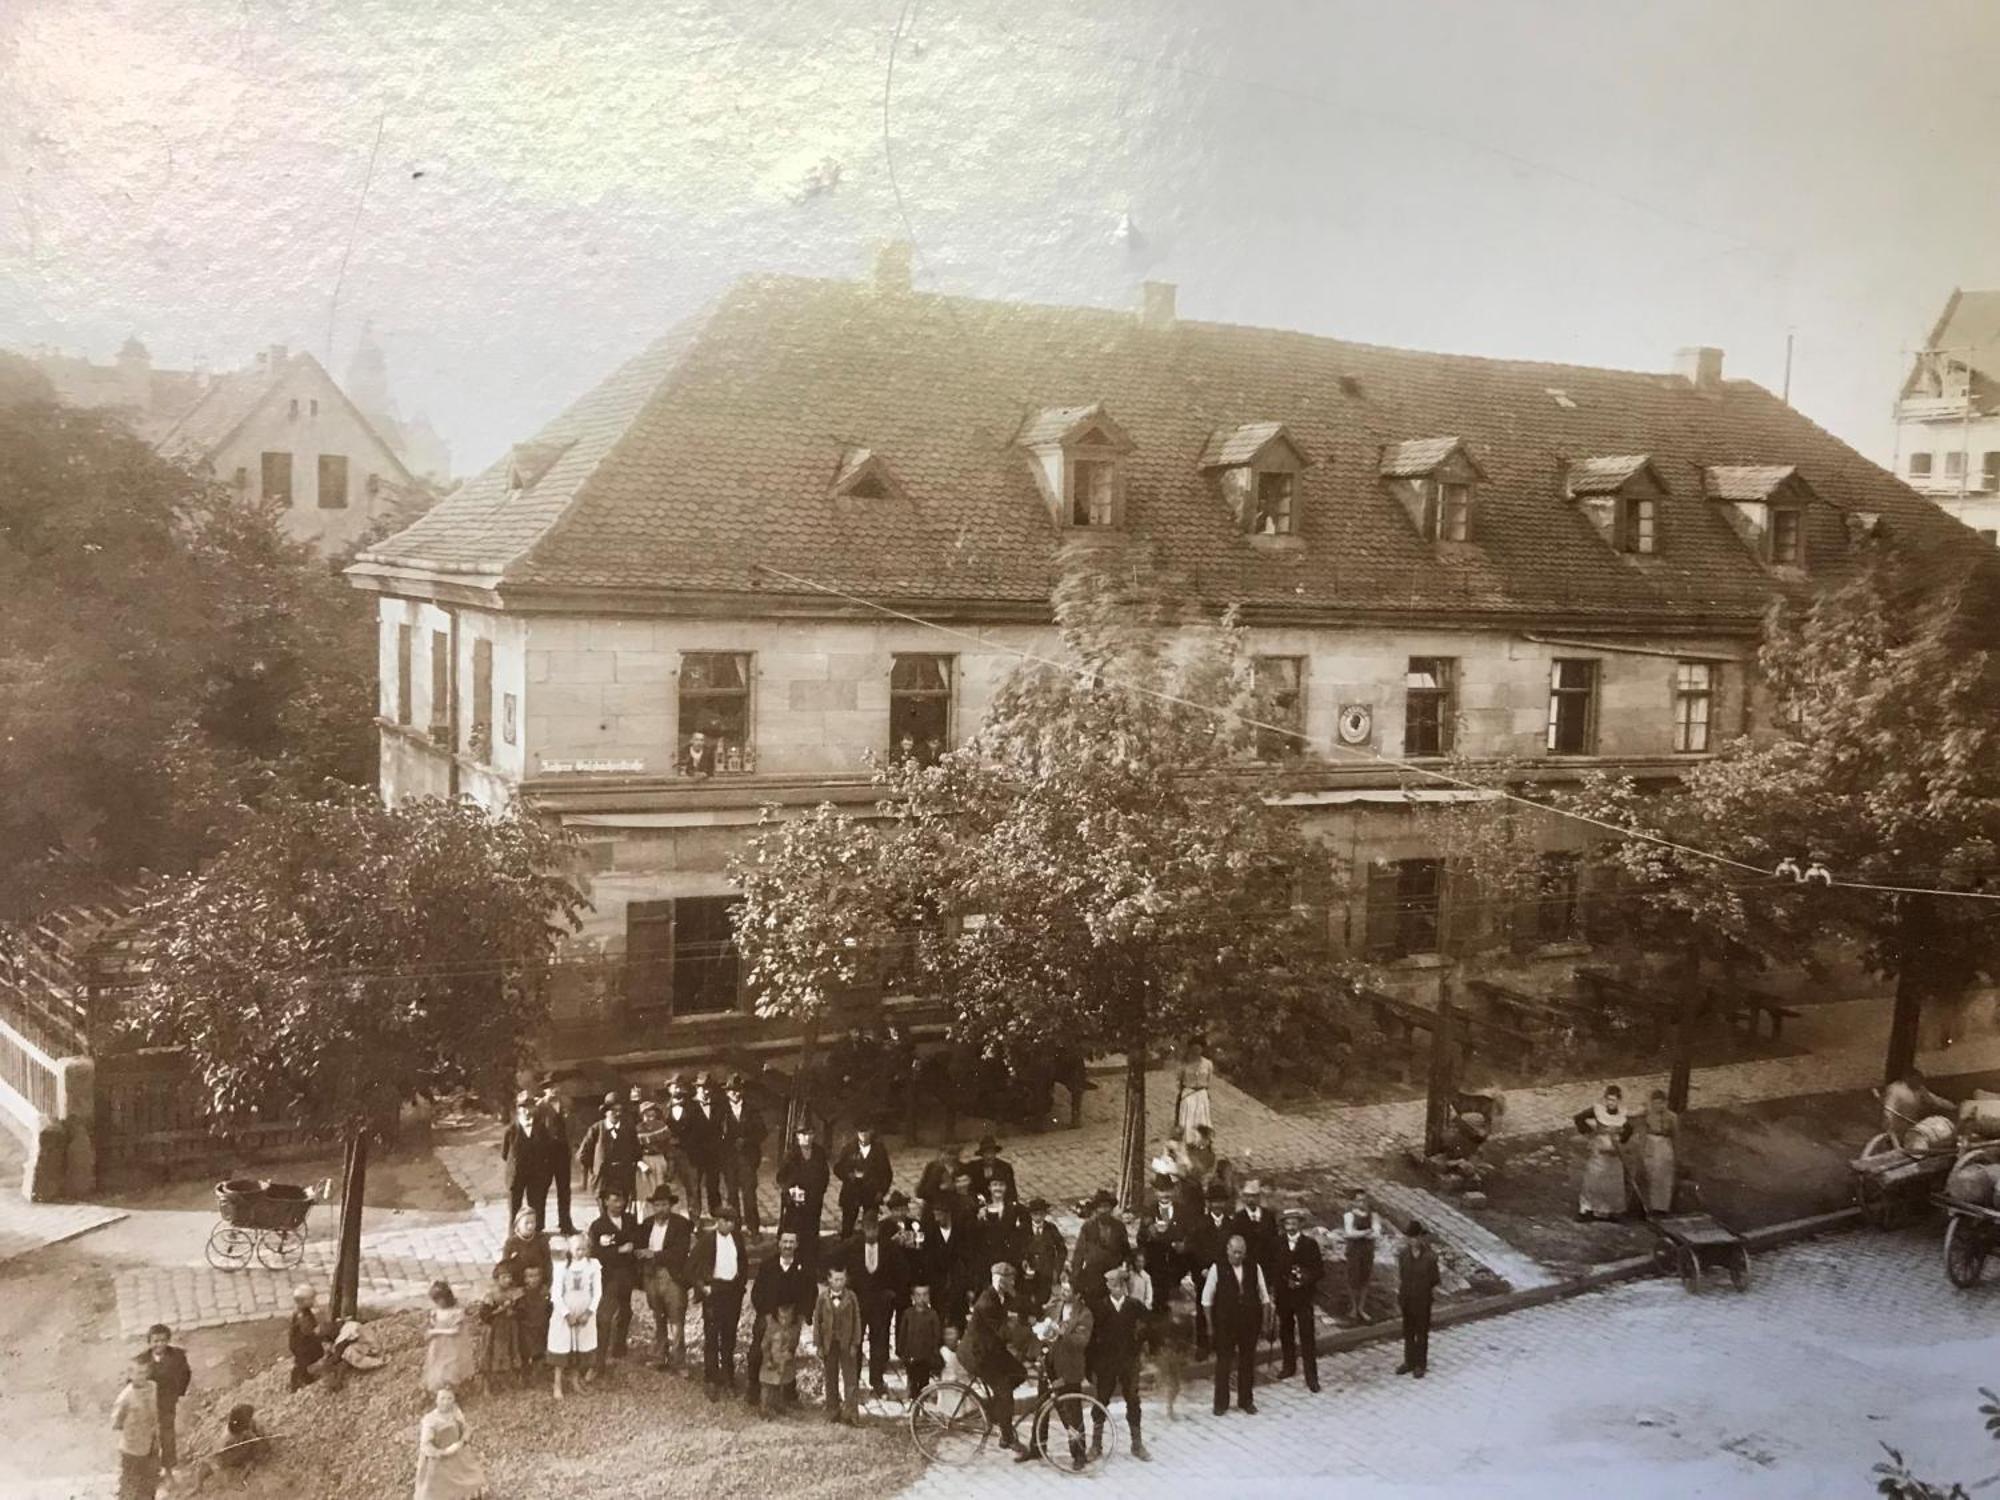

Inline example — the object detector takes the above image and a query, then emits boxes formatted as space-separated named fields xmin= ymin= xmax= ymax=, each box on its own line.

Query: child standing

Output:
xmin=110 ymin=1353 xmax=159 ymax=1500
xmin=517 ymin=1264 xmax=551 ymax=1379
xmin=423 ymin=1281 xmax=478 ymax=1396
xmin=813 ymin=1266 xmax=864 ymax=1425
xmin=897 ymin=1282 xmax=943 ymax=1398
xmin=480 ymin=1268 xmax=525 ymax=1392
xmin=1153 ymin=1314 xmax=1190 ymax=1421
xmin=757 ymin=1306 xmax=798 ymax=1417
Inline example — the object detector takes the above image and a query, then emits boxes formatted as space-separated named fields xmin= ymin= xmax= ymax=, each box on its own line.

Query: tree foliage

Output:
xmin=733 ymin=546 xmax=1356 ymax=1199
xmin=0 ymin=373 xmax=378 ymax=921
xmin=127 ymin=794 xmax=587 ymax=1133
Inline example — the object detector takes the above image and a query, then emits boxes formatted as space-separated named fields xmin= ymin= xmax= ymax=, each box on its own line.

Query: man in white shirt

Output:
xmin=638 ymin=1188 xmax=695 ymax=1373
xmin=1200 ymin=1234 xmax=1266 ymax=1416
xmin=692 ymin=1205 xmax=747 ymax=1399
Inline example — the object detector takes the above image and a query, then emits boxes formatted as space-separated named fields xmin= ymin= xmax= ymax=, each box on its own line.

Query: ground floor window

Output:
xmin=623 ymin=896 xmax=742 ymax=1016
xmin=1535 ymin=851 xmax=1583 ymax=944
xmin=1366 ymin=857 xmax=1443 ymax=959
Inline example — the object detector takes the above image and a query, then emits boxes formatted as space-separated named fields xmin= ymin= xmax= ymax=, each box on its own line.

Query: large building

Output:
xmin=1894 ymin=289 xmax=2000 ymax=538
xmin=348 ymin=251 xmax=1970 ymax=1070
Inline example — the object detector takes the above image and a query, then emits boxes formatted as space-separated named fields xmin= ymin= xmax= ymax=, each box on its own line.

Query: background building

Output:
xmin=348 ymin=252 xmax=1969 ymax=1072
xmin=1895 ymin=289 xmax=2000 ymax=538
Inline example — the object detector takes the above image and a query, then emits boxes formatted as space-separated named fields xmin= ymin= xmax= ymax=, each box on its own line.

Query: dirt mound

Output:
xmin=174 ymin=1312 xmax=921 ymax=1499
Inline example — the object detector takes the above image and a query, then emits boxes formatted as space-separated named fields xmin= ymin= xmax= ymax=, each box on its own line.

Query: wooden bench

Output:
xmin=1572 ymin=967 xmax=1679 ymax=1049
xmin=1464 ymin=977 xmax=1610 ymax=1041
xmin=1723 ymin=989 xmax=1802 ymax=1041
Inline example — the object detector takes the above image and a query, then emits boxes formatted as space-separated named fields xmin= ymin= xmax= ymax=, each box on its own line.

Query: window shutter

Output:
xmin=1365 ymin=862 xmax=1400 ymax=957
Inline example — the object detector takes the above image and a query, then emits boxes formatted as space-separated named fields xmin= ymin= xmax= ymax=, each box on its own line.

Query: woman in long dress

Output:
xmin=1175 ymin=1036 xmax=1213 ymax=1141
xmin=421 ymin=1282 xmax=477 ymax=1396
xmin=1573 ymin=1085 xmax=1633 ymax=1220
xmin=1639 ymin=1089 xmax=1679 ymax=1214
xmin=413 ymin=1388 xmax=486 ymax=1500
xmin=547 ymin=1232 xmax=601 ymax=1399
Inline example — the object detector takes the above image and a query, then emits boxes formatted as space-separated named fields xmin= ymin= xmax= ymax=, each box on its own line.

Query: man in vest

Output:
xmin=1200 ymin=1232 xmax=1266 ymax=1416
xmin=1274 ymin=1206 xmax=1325 ymax=1392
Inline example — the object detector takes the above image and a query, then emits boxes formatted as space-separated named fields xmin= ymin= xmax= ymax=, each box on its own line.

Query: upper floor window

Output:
xmin=1547 ymin=659 xmax=1598 ymax=755
xmin=317 ymin=454 xmax=349 ymax=510
xmin=1018 ymin=403 xmax=1135 ymax=530
xmin=1985 ymin=453 xmax=2000 ymax=492
xmin=1251 ymin=656 xmax=1304 ymax=760
xmin=1768 ymin=508 xmax=1803 ymax=566
xmin=1618 ymin=495 xmax=1657 ymax=554
xmin=1070 ymin=457 xmax=1118 ymax=527
xmin=1380 ymin=437 xmax=1484 ymax=544
xmin=1252 ymin=471 xmax=1295 ymax=535
xmin=395 ymin=624 xmax=413 ymax=725
xmin=1427 ymin=480 xmax=1472 ymax=542
xmin=1945 ymin=451 xmax=1967 ymax=479
xmin=1404 ymin=657 xmax=1455 ymax=756
xmin=679 ymin=651 xmax=752 ymax=774
xmin=260 ymin=451 xmax=293 ymax=506
xmin=1673 ymin=661 xmax=1714 ymax=753
xmin=890 ymin=654 xmax=952 ymax=765
xmin=1909 ymin=451 xmax=1933 ymax=478
xmin=1202 ymin=423 xmax=1310 ymax=538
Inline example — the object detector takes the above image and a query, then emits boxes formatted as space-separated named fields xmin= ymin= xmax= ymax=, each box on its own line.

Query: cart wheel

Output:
xmin=1034 ymin=1392 xmax=1111 ymax=1475
xmin=908 ymin=1381 xmax=991 ymax=1465
xmin=1945 ymin=1217 xmax=1988 ymax=1289
xmin=205 ymin=1224 xmax=255 ymax=1271
xmin=1854 ymin=1175 xmax=1889 ymax=1230
xmin=1729 ymin=1246 xmax=1751 ymax=1292
xmin=257 ymin=1228 xmax=306 ymax=1270
xmin=1651 ymin=1241 xmax=1675 ymax=1276
xmin=1680 ymin=1246 xmax=1703 ymax=1294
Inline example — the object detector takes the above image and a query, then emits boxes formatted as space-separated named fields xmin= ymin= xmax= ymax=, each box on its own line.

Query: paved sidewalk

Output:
xmin=0 ymin=1131 xmax=126 ymax=1269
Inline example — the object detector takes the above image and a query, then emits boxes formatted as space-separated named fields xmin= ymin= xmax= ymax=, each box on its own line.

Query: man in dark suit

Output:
xmin=745 ymin=1229 xmax=818 ymax=1409
xmin=834 ymin=1122 xmax=894 ymax=1238
xmin=1396 ymin=1219 xmax=1441 ymax=1378
xmin=1068 ymin=1190 xmax=1131 ymax=1300
xmin=914 ymin=1142 xmax=963 ymax=1205
xmin=501 ymin=1092 xmax=560 ymax=1232
xmin=776 ymin=1127 xmax=831 ymax=1263
xmin=1274 ymin=1206 xmax=1324 ymax=1392
xmin=959 ymin=1261 xmax=1027 ymax=1454
xmin=841 ymin=1214 xmax=907 ymax=1397
xmin=967 ymin=1134 xmax=1017 ymax=1205
xmin=972 ymin=1179 xmax=1029 ymax=1282
xmin=1020 ymin=1197 xmax=1068 ymax=1310
xmin=926 ymin=1199 xmax=972 ymax=1329
xmin=534 ymin=1081 xmax=577 ymax=1235
xmin=578 ymin=1095 xmax=641 ymax=1206
xmin=1185 ymin=1186 xmax=1237 ymax=1358
xmin=689 ymin=1204 xmax=749 ymax=1399
xmin=1086 ymin=1266 xmax=1150 ymax=1462
xmin=1201 ymin=1233 xmax=1266 ymax=1416
xmin=637 ymin=1186 xmax=696 ymax=1373
xmin=691 ymin=1075 xmax=726 ymax=1214
xmin=716 ymin=1073 xmax=766 ymax=1236
xmin=1138 ymin=1178 xmax=1188 ymax=1315
xmin=660 ymin=1076 xmax=710 ymax=1214
xmin=587 ymin=1189 xmax=644 ymax=1373
xmin=1232 ymin=1179 xmax=1283 ymax=1287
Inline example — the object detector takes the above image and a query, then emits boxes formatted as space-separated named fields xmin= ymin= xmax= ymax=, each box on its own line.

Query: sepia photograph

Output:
xmin=7 ymin=2 xmax=2000 ymax=1495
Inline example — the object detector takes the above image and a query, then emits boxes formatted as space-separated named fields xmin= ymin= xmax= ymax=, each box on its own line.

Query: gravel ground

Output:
xmin=175 ymin=1313 xmax=922 ymax=1499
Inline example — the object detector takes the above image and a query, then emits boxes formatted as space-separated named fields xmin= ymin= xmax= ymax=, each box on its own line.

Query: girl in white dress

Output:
xmin=547 ymin=1233 xmax=601 ymax=1399
xmin=1175 ymin=1035 xmax=1213 ymax=1141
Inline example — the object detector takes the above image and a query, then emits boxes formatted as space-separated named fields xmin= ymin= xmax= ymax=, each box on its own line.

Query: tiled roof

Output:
xmin=1912 ymin=289 xmax=2000 ymax=394
xmin=1567 ymin=455 xmax=1655 ymax=496
xmin=1378 ymin=436 xmax=1470 ymax=478
xmin=1703 ymin=464 xmax=1799 ymax=501
xmin=1199 ymin=421 xmax=1296 ymax=468
xmin=155 ymin=362 xmax=292 ymax=457
xmin=356 ymin=274 xmax=1979 ymax=623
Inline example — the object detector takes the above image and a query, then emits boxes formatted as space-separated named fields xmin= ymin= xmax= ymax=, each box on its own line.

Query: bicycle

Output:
xmin=908 ymin=1373 xmax=1111 ymax=1475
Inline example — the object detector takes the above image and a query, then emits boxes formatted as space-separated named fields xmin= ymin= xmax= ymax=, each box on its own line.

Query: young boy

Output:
xmin=518 ymin=1263 xmax=552 ymax=1376
xmin=144 ymin=1322 xmax=191 ymax=1478
xmin=758 ymin=1306 xmax=798 ymax=1417
xmin=287 ymin=1285 xmax=328 ymax=1390
xmin=813 ymin=1266 xmax=864 ymax=1425
xmin=897 ymin=1282 xmax=943 ymax=1398
xmin=111 ymin=1353 xmax=160 ymax=1500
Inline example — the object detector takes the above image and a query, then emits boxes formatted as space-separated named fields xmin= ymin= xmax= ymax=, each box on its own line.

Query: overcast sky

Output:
xmin=6 ymin=0 xmax=2000 ymax=477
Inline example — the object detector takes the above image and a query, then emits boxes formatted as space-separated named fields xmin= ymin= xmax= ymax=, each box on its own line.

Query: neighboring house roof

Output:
xmin=354 ymin=274 xmax=1974 ymax=624
xmin=155 ymin=352 xmax=414 ymax=486
xmin=1904 ymin=289 xmax=2000 ymax=400
xmin=1566 ymin=455 xmax=1657 ymax=496
xmin=28 ymin=352 xmax=206 ymax=441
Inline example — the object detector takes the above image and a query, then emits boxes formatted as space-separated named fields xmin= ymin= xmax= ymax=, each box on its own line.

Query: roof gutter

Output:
xmin=1518 ymin=632 xmax=1747 ymax=662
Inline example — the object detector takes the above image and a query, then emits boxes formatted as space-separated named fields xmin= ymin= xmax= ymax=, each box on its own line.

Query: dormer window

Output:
xmin=1381 ymin=437 xmax=1485 ymax=544
xmin=832 ymin=447 xmax=906 ymax=503
xmin=1018 ymin=403 xmax=1135 ymax=530
xmin=1200 ymin=422 xmax=1310 ymax=539
xmin=1566 ymin=455 xmax=1665 ymax=557
xmin=1703 ymin=465 xmax=1813 ymax=569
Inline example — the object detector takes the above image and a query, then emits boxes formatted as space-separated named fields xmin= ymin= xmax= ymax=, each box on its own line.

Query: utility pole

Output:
xmin=1781 ymin=330 xmax=1794 ymax=406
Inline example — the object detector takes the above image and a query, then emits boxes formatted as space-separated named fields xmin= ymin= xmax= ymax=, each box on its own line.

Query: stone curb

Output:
xmin=0 ymin=1208 xmax=128 ymax=1269
xmin=1185 ymin=1203 xmax=1865 ymax=1381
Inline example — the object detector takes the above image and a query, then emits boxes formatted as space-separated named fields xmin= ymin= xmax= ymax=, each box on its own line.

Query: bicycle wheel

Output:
xmin=909 ymin=1381 xmax=991 ymax=1465
xmin=205 ymin=1224 xmax=255 ymax=1271
xmin=1034 ymin=1392 xmax=1110 ymax=1475
xmin=257 ymin=1227 xmax=306 ymax=1270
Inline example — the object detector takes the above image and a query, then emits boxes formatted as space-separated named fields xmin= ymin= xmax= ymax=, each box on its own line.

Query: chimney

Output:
xmin=267 ymin=343 xmax=290 ymax=369
xmin=874 ymin=241 xmax=913 ymax=294
xmin=1139 ymin=280 xmax=1177 ymax=330
xmin=1674 ymin=346 xmax=1724 ymax=390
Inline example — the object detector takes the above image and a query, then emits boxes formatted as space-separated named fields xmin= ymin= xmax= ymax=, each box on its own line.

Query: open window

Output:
xmin=1016 ymin=403 xmax=1135 ymax=530
xmin=1201 ymin=422 xmax=1310 ymax=538
xmin=679 ymin=652 xmax=753 ymax=773
xmin=1251 ymin=655 xmax=1304 ymax=759
xmin=1379 ymin=437 xmax=1486 ymax=543
xmin=1703 ymin=465 xmax=1815 ymax=569
xmin=889 ymin=654 xmax=952 ymax=764
xmin=1565 ymin=455 xmax=1665 ymax=556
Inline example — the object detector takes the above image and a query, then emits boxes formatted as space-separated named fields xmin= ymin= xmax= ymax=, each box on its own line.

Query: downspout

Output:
xmin=444 ymin=605 xmax=461 ymax=799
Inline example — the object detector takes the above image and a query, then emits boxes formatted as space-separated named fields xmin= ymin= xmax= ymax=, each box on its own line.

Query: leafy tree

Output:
xmin=734 ymin=547 xmax=1355 ymax=1204
xmin=1569 ymin=544 xmax=2000 ymax=1083
xmin=1873 ymin=1386 xmax=2000 ymax=1497
xmin=127 ymin=793 xmax=587 ymax=1315
xmin=0 ymin=375 xmax=377 ymax=921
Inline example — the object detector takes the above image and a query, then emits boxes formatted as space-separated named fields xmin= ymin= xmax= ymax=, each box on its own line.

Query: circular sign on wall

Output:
xmin=1337 ymin=703 xmax=1374 ymax=746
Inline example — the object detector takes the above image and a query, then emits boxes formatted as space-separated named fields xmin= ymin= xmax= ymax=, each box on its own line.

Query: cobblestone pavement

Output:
xmin=896 ymin=1227 xmax=2000 ymax=1499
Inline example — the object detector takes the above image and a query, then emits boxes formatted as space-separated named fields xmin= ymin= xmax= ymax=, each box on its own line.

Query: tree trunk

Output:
xmin=786 ymin=1016 xmax=822 ymax=1144
xmin=1885 ymin=896 xmax=1927 ymax=1086
xmin=1668 ymin=946 xmax=1702 ymax=1113
xmin=1117 ymin=1050 xmax=1147 ymax=1211
xmin=1423 ymin=991 xmax=1459 ymax=1158
xmin=331 ymin=1122 xmax=370 ymax=1321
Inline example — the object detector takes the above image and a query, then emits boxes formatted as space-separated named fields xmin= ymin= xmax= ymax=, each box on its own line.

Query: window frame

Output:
xmin=1909 ymin=451 xmax=1933 ymax=478
xmin=1427 ymin=478 xmax=1473 ymax=542
xmin=889 ymin=653 xmax=953 ymax=765
xmin=1767 ymin=506 xmax=1803 ymax=566
xmin=260 ymin=450 xmax=293 ymax=506
xmin=1367 ymin=857 xmax=1444 ymax=959
xmin=429 ymin=629 xmax=450 ymax=741
xmin=317 ymin=453 xmax=349 ymax=510
xmin=1983 ymin=453 xmax=2000 ymax=493
xmin=1534 ymin=851 xmax=1583 ymax=945
xmin=1617 ymin=494 xmax=1658 ymax=555
xmin=1403 ymin=656 xmax=1456 ymax=757
xmin=1067 ymin=453 xmax=1121 ymax=528
xmin=395 ymin=624 xmax=413 ymax=725
xmin=1251 ymin=655 xmax=1305 ymax=760
xmin=1251 ymin=468 xmax=1296 ymax=536
xmin=469 ymin=637 xmax=493 ymax=760
xmin=678 ymin=651 xmax=754 ymax=769
xmin=1672 ymin=660 xmax=1715 ymax=754
xmin=1546 ymin=658 xmax=1599 ymax=755
xmin=1945 ymin=450 xmax=1967 ymax=480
